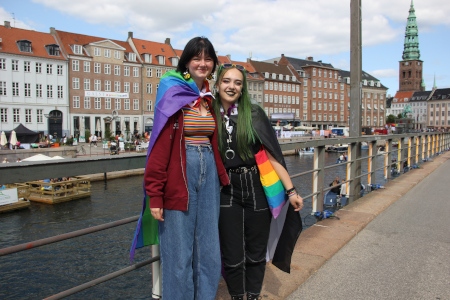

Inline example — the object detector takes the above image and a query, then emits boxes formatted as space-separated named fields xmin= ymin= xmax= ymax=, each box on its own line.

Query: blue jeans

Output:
xmin=159 ymin=144 xmax=221 ymax=299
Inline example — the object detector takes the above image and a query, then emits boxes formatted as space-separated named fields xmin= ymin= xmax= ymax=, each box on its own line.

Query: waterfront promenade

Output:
xmin=215 ymin=150 xmax=450 ymax=299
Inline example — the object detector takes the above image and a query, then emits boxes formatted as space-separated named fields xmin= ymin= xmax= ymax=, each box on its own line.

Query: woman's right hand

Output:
xmin=151 ymin=208 xmax=164 ymax=221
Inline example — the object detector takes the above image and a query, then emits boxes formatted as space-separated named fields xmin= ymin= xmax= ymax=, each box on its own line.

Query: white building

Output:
xmin=0 ymin=21 xmax=69 ymax=139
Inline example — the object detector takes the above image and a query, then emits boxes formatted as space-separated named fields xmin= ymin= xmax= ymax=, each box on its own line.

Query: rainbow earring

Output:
xmin=207 ymin=74 xmax=213 ymax=80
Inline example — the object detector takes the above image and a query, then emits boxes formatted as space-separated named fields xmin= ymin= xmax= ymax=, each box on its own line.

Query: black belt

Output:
xmin=227 ymin=166 xmax=258 ymax=174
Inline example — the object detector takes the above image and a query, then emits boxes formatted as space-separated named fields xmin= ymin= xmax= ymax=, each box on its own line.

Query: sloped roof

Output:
xmin=283 ymin=56 xmax=334 ymax=69
xmin=54 ymin=29 xmax=135 ymax=61
xmin=429 ymin=88 xmax=450 ymax=101
xmin=338 ymin=69 xmax=387 ymax=89
xmin=0 ymin=25 xmax=65 ymax=60
xmin=393 ymin=91 xmax=414 ymax=102
xmin=249 ymin=59 xmax=292 ymax=76
xmin=131 ymin=37 xmax=177 ymax=66
xmin=410 ymin=90 xmax=432 ymax=101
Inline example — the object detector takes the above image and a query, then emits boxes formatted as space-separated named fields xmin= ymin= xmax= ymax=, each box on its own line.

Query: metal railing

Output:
xmin=1 ymin=132 xmax=449 ymax=299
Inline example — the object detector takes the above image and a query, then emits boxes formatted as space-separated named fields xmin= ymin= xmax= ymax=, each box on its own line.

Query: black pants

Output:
xmin=219 ymin=168 xmax=272 ymax=297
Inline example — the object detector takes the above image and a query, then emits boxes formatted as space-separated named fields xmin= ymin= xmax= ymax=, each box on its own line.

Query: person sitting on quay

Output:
xmin=329 ymin=177 xmax=341 ymax=194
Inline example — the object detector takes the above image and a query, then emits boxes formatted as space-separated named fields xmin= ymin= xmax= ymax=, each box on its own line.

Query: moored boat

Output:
xmin=325 ymin=144 xmax=349 ymax=153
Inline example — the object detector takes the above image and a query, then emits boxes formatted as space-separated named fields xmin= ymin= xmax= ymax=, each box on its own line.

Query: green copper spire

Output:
xmin=402 ymin=0 xmax=420 ymax=60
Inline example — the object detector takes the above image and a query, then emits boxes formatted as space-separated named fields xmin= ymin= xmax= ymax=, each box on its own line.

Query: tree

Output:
xmin=386 ymin=114 xmax=396 ymax=124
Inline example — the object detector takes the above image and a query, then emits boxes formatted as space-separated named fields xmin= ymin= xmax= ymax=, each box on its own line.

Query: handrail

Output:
xmin=1 ymin=132 xmax=448 ymax=299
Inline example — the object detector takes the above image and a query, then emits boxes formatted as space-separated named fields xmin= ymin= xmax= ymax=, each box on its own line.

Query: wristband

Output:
xmin=286 ymin=187 xmax=296 ymax=195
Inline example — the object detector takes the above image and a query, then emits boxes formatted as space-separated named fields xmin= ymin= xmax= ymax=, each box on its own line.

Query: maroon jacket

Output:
xmin=144 ymin=103 xmax=229 ymax=211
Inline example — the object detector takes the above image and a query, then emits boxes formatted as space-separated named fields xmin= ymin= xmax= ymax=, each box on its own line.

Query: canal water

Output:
xmin=0 ymin=150 xmax=387 ymax=299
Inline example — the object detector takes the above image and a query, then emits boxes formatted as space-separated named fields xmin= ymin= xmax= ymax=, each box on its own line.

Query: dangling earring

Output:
xmin=207 ymin=73 xmax=213 ymax=80
xmin=183 ymin=69 xmax=191 ymax=80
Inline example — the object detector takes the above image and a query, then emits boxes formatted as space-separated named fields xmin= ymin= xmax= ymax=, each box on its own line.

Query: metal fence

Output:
xmin=1 ymin=132 xmax=449 ymax=299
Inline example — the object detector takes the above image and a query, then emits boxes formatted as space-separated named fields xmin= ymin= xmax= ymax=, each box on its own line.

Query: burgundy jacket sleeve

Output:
xmin=144 ymin=115 xmax=175 ymax=209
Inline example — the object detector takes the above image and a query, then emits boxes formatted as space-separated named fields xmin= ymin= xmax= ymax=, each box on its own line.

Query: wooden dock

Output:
xmin=24 ymin=176 xmax=91 ymax=204
xmin=0 ymin=184 xmax=31 ymax=213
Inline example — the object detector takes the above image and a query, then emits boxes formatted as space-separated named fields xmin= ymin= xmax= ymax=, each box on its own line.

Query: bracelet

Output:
xmin=286 ymin=187 xmax=296 ymax=195
xmin=287 ymin=191 xmax=297 ymax=197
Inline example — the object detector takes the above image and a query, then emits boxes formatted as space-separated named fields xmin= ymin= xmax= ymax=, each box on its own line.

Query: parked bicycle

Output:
xmin=76 ymin=145 xmax=86 ymax=155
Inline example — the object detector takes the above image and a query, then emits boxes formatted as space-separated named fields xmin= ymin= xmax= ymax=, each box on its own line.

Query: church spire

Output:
xmin=402 ymin=0 xmax=420 ymax=60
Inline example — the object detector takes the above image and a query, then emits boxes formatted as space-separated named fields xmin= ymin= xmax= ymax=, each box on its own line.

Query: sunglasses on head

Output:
xmin=221 ymin=63 xmax=246 ymax=72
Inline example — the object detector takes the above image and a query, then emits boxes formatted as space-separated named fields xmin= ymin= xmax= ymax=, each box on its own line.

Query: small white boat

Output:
xmin=298 ymin=147 xmax=314 ymax=155
xmin=325 ymin=144 xmax=349 ymax=153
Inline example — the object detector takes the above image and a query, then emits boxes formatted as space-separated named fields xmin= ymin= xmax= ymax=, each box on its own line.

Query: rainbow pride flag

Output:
xmin=255 ymin=148 xmax=287 ymax=218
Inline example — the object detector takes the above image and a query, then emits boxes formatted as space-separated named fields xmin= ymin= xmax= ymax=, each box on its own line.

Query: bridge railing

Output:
xmin=1 ymin=132 xmax=449 ymax=299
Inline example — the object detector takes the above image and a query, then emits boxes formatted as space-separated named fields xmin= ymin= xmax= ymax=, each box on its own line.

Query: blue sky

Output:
xmin=1 ymin=0 xmax=449 ymax=96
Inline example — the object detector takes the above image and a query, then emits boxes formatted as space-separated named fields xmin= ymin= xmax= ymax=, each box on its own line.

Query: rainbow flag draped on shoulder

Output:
xmin=129 ymin=70 xmax=205 ymax=261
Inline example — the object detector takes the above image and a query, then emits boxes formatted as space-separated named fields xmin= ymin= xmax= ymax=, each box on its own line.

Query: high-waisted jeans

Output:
xmin=159 ymin=144 xmax=221 ymax=299
xmin=219 ymin=167 xmax=272 ymax=297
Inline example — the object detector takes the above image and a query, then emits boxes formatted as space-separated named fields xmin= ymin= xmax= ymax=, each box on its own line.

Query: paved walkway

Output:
xmin=215 ymin=151 xmax=450 ymax=299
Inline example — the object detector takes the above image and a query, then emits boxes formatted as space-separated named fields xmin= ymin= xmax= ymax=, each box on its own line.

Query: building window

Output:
xmin=72 ymin=60 xmax=79 ymax=71
xmin=1 ymin=108 xmax=7 ymax=123
xmin=36 ymin=84 xmax=42 ymax=97
xmin=24 ymin=61 xmax=31 ymax=72
xmin=12 ymin=60 xmax=19 ymax=71
xmin=37 ymin=109 xmax=43 ymax=123
xmin=94 ymin=47 xmax=100 ymax=56
xmin=105 ymin=98 xmax=111 ymax=110
xmin=12 ymin=82 xmax=19 ymax=96
xmin=146 ymin=83 xmax=152 ymax=94
xmin=47 ymin=64 xmax=53 ymax=74
xmin=133 ymin=82 xmax=139 ymax=93
xmin=0 ymin=58 xmax=6 ymax=70
xmin=127 ymin=53 xmax=136 ymax=62
xmin=84 ymin=97 xmax=91 ymax=109
xmin=104 ymin=64 xmax=111 ymax=75
xmin=46 ymin=45 xmax=60 ymax=56
xmin=18 ymin=40 xmax=32 ymax=52
xmin=114 ymin=50 xmax=121 ymax=59
xmin=133 ymin=99 xmax=139 ymax=110
xmin=94 ymin=79 xmax=101 ymax=91
xmin=114 ymin=65 xmax=120 ymax=76
xmin=58 ymin=85 xmax=63 ymax=99
xmin=57 ymin=65 xmax=63 ymax=75
xmin=94 ymin=98 xmax=101 ymax=109
xmin=84 ymin=61 xmax=90 ymax=73
xmin=73 ymin=78 xmax=80 ymax=89
xmin=94 ymin=63 xmax=101 ymax=73
xmin=36 ymin=62 xmax=42 ymax=73
xmin=47 ymin=85 xmax=53 ymax=98
xmin=124 ymin=66 xmax=130 ymax=76
xmin=147 ymin=67 xmax=153 ymax=77
xmin=124 ymin=82 xmax=130 ymax=93
xmin=13 ymin=108 xmax=20 ymax=123
xmin=115 ymin=99 xmax=121 ymax=110
xmin=147 ymin=100 xmax=153 ymax=111
xmin=133 ymin=67 xmax=139 ymax=77
xmin=84 ymin=79 xmax=90 ymax=90
xmin=24 ymin=83 xmax=31 ymax=97
xmin=114 ymin=81 xmax=120 ymax=92
xmin=124 ymin=99 xmax=130 ymax=110
xmin=25 ymin=109 xmax=32 ymax=123
xmin=104 ymin=49 xmax=111 ymax=58
xmin=156 ymin=68 xmax=162 ymax=78
xmin=72 ymin=44 xmax=82 ymax=54
xmin=73 ymin=96 xmax=80 ymax=108
xmin=0 ymin=81 xmax=7 ymax=96
xmin=105 ymin=80 xmax=111 ymax=92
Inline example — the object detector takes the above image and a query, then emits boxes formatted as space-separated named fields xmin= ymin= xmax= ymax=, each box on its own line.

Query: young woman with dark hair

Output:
xmin=213 ymin=64 xmax=304 ymax=300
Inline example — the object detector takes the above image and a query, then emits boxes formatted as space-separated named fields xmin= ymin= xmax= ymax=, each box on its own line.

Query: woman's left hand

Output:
xmin=289 ymin=193 xmax=304 ymax=211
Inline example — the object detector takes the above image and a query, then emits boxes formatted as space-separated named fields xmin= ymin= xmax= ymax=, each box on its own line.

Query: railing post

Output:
xmin=152 ymin=245 xmax=162 ymax=299
xmin=367 ymin=139 xmax=377 ymax=185
xmin=348 ymin=141 xmax=361 ymax=204
xmin=414 ymin=136 xmax=420 ymax=165
xmin=312 ymin=145 xmax=325 ymax=212
xmin=407 ymin=137 xmax=412 ymax=169
xmin=397 ymin=137 xmax=404 ymax=171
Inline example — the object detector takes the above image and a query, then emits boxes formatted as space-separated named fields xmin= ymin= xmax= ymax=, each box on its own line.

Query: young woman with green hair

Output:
xmin=213 ymin=64 xmax=304 ymax=300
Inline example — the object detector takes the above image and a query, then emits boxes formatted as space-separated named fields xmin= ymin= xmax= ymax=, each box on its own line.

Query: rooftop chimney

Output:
xmin=306 ymin=56 xmax=313 ymax=61
xmin=4 ymin=21 xmax=11 ymax=28
xmin=165 ymin=38 xmax=171 ymax=45
xmin=128 ymin=31 xmax=133 ymax=39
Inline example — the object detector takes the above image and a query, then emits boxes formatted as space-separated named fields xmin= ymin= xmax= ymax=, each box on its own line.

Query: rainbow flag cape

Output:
xmin=255 ymin=148 xmax=287 ymax=219
xmin=129 ymin=70 xmax=207 ymax=261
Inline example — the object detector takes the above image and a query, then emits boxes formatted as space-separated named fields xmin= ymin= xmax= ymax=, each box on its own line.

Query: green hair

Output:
xmin=212 ymin=65 xmax=259 ymax=161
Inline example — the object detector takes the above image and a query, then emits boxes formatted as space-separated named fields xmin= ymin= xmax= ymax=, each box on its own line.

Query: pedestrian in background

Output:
xmin=130 ymin=37 xmax=229 ymax=299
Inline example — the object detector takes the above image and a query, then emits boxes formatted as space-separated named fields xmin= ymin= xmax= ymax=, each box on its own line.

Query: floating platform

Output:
xmin=24 ymin=176 xmax=91 ymax=204
xmin=0 ymin=184 xmax=31 ymax=213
